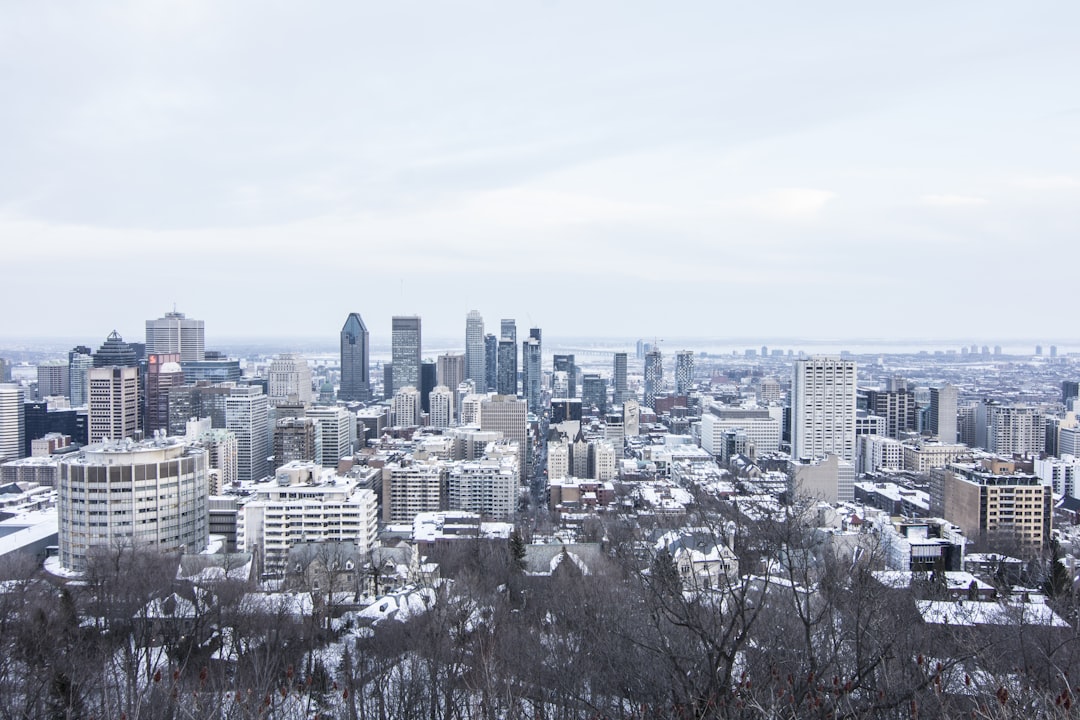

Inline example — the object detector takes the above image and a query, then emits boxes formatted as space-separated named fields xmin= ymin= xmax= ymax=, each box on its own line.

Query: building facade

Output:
xmin=339 ymin=312 xmax=371 ymax=402
xmin=391 ymin=316 xmax=422 ymax=396
xmin=145 ymin=311 xmax=205 ymax=362
xmin=791 ymin=357 xmax=857 ymax=463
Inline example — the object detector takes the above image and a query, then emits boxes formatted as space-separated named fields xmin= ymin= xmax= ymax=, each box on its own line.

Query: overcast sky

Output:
xmin=2 ymin=1 xmax=1077 ymax=346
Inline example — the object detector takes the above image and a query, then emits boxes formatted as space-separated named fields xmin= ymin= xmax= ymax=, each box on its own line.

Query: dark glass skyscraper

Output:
xmin=339 ymin=312 xmax=371 ymax=402
xmin=391 ymin=316 xmax=421 ymax=396
xmin=612 ymin=352 xmax=628 ymax=406
xmin=484 ymin=334 xmax=498 ymax=392
xmin=93 ymin=331 xmax=138 ymax=368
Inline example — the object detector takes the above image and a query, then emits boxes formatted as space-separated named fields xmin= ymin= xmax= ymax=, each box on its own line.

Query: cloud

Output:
xmin=734 ymin=188 xmax=836 ymax=219
xmin=1010 ymin=175 xmax=1080 ymax=192
xmin=920 ymin=194 xmax=989 ymax=207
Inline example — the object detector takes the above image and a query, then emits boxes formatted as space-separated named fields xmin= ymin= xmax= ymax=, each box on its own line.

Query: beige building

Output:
xmin=939 ymin=459 xmax=1051 ymax=546
xmin=88 ymin=366 xmax=140 ymax=443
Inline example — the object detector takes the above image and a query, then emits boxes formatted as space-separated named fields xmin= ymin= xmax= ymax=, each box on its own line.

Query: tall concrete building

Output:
xmin=674 ymin=351 xmax=694 ymax=396
xmin=0 ymin=384 xmax=25 ymax=463
xmin=465 ymin=310 xmax=486 ymax=388
xmin=480 ymin=394 xmax=528 ymax=480
xmin=581 ymin=374 xmax=607 ymax=414
xmin=523 ymin=335 xmax=542 ymax=413
xmin=644 ymin=350 xmax=663 ymax=410
xmin=437 ymin=353 xmax=466 ymax=394
xmin=58 ymin=437 xmax=210 ymax=571
xmin=268 ymin=354 xmax=313 ymax=405
xmin=791 ymin=356 xmax=857 ymax=462
xmin=145 ymin=310 xmax=205 ymax=362
xmin=93 ymin=331 xmax=138 ymax=368
xmin=273 ymin=417 xmax=322 ymax=466
xmin=393 ymin=386 xmax=422 ymax=427
xmin=929 ymin=384 xmax=958 ymax=444
xmin=226 ymin=386 xmax=271 ymax=482
xmin=612 ymin=352 xmax=628 ymax=406
xmin=88 ymin=366 xmax=140 ymax=443
xmin=339 ymin=312 xmax=371 ymax=402
xmin=308 ymin=405 xmax=356 ymax=467
xmin=36 ymin=361 xmax=69 ymax=400
xmin=865 ymin=388 xmax=918 ymax=440
xmin=935 ymin=459 xmax=1051 ymax=546
xmin=391 ymin=316 xmax=422 ymax=396
xmin=429 ymin=386 xmax=453 ymax=428
xmin=978 ymin=403 xmax=1043 ymax=456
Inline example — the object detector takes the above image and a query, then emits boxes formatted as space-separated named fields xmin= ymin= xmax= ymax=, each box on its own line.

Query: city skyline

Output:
xmin=2 ymin=3 xmax=1078 ymax=341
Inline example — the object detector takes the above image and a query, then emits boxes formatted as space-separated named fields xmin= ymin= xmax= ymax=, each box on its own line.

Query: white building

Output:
xmin=700 ymin=406 xmax=781 ymax=457
xmin=857 ymin=434 xmax=903 ymax=474
xmin=267 ymin=354 xmax=313 ymax=405
xmin=237 ymin=461 xmax=378 ymax=577
xmin=58 ymin=437 xmax=210 ymax=571
xmin=393 ymin=386 xmax=422 ymax=427
xmin=791 ymin=357 xmax=857 ymax=463
xmin=1035 ymin=455 xmax=1080 ymax=497
xmin=186 ymin=418 xmax=238 ymax=494
xmin=226 ymin=386 xmax=270 ymax=482
xmin=308 ymin=406 xmax=356 ymax=467
xmin=592 ymin=440 xmax=617 ymax=481
xmin=480 ymin=395 xmax=528 ymax=481
xmin=382 ymin=460 xmax=446 ymax=523
xmin=429 ymin=386 xmax=453 ymax=429
xmin=789 ymin=454 xmax=855 ymax=503
xmin=145 ymin=310 xmax=205 ymax=362
xmin=447 ymin=454 xmax=518 ymax=519
xmin=464 ymin=310 xmax=486 ymax=389
xmin=902 ymin=439 xmax=968 ymax=472
xmin=0 ymin=384 xmax=25 ymax=463
xmin=88 ymin=366 xmax=139 ymax=443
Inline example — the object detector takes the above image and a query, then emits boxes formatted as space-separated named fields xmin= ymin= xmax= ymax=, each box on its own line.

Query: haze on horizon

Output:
xmin=2 ymin=2 xmax=1077 ymax=342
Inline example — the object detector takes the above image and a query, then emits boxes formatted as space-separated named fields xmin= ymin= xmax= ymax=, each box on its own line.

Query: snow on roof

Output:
xmin=917 ymin=600 xmax=1068 ymax=627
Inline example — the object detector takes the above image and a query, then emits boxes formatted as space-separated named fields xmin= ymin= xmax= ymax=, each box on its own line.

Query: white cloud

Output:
xmin=733 ymin=188 xmax=836 ymax=219
xmin=920 ymin=194 xmax=989 ymax=207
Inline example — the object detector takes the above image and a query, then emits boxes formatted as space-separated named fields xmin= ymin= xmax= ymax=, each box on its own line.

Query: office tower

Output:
xmin=497 ymin=339 xmax=517 ymax=396
xmin=273 ymin=417 xmax=322 ymax=466
xmin=501 ymin=319 xmax=517 ymax=344
xmin=393 ymin=386 xmax=422 ymax=427
xmin=553 ymin=354 xmax=576 ymax=397
xmin=791 ymin=356 xmax=857 ymax=462
xmin=552 ymin=371 xmax=570 ymax=399
xmin=437 ymin=353 xmax=466 ymax=392
xmin=700 ymin=407 xmax=781 ymax=456
xmin=308 ymin=405 xmax=356 ymax=466
xmin=145 ymin=310 xmax=205 ymax=362
xmin=339 ymin=312 xmax=371 ymax=402
xmin=465 ymin=310 xmax=486 ymax=388
xmin=484 ymin=334 xmax=498 ymax=392
xmin=582 ymin=374 xmax=607 ymax=414
xmin=0 ymin=385 xmax=25 ymax=463
xmin=268 ymin=353 xmax=313 ymax=405
xmin=522 ymin=329 xmax=542 ymax=413
xmin=0 ymin=359 xmax=9 ymax=383
xmin=391 ymin=316 xmax=422 ymax=396
xmin=180 ymin=357 xmax=241 ymax=384
xmin=420 ymin=361 xmax=437 ymax=414
xmin=1063 ymin=381 xmax=1080 ymax=405
xmin=58 ymin=438 xmax=209 ymax=571
xmin=929 ymin=384 xmax=959 ymax=443
xmin=93 ymin=331 xmax=138 ymax=368
xmin=23 ymin=401 xmax=84 ymax=455
xmin=480 ymin=394 xmax=528 ymax=480
xmin=166 ymin=382 xmax=232 ymax=434
xmin=226 ymin=386 xmax=271 ymax=482
xmin=88 ymin=366 xmax=140 ymax=443
xmin=144 ymin=353 xmax=183 ymax=435
xmin=675 ymin=351 xmax=694 ymax=396
xmin=429 ymin=386 xmax=453 ymax=428
xmin=185 ymin=422 xmax=238 ymax=494
xmin=383 ymin=364 xmax=393 ymax=401
xmin=643 ymin=350 xmax=663 ymax=410
xmin=68 ymin=349 xmax=93 ymax=407
xmin=865 ymin=388 xmax=918 ymax=439
xmin=36 ymin=361 xmax=69 ymax=401
xmin=613 ymin=352 xmax=628 ymax=406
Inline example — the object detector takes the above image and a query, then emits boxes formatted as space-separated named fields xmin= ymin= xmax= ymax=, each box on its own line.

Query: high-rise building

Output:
xmin=480 ymin=394 xmax=528 ymax=480
xmin=36 ymin=361 xmax=69 ymax=400
xmin=497 ymin=339 xmax=517 ymax=396
xmin=268 ymin=354 xmax=313 ymax=406
xmin=935 ymin=459 xmax=1051 ymax=546
xmin=674 ymin=351 xmax=694 ymax=396
xmin=93 ymin=331 xmax=138 ymax=368
xmin=791 ymin=356 xmax=857 ymax=462
xmin=391 ymin=316 xmax=422 ymax=396
xmin=448 ymin=455 xmax=518 ymax=520
xmin=500 ymin=320 xmax=517 ymax=345
xmin=978 ymin=403 xmax=1043 ymax=456
xmin=144 ymin=353 xmax=183 ymax=435
xmin=1063 ymin=381 xmax=1080 ymax=405
xmin=929 ymin=385 xmax=959 ymax=444
xmin=612 ymin=352 xmax=628 ymax=406
xmin=420 ymin=361 xmax=437 ymax=414
xmin=58 ymin=437 xmax=210 ymax=571
xmin=308 ymin=405 xmax=356 ymax=466
xmin=0 ymin=385 xmax=26 ymax=463
xmin=522 ymin=329 xmax=542 ymax=413
xmin=865 ymin=388 xmax=918 ymax=439
xmin=273 ymin=417 xmax=322 ymax=466
xmin=393 ymin=386 xmax=422 ymax=427
xmin=68 ymin=349 xmax=94 ymax=407
xmin=339 ymin=312 xmax=371 ymax=402
xmin=553 ymin=355 xmax=576 ymax=398
xmin=465 ymin=310 xmax=486 ymax=388
xmin=484 ymin=334 xmax=498 ymax=392
xmin=581 ymin=374 xmax=607 ymax=414
xmin=382 ymin=460 xmax=446 ymax=523
xmin=145 ymin=310 xmax=205 ymax=362
xmin=437 ymin=353 xmax=466 ymax=393
xmin=644 ymin=350 xmax=663 ymax=410
xmin=226 ymin=386 xmax=271 ymax=482
xmin=88 ymin=366 xmax=140 ymax=443
xmin=429 ymin=386 xmax=453 ymax=428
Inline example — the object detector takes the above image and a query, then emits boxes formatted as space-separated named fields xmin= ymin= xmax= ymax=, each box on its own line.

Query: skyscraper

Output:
xmin=93 ymin=331 xmax=138 ymax=368
xmin=465 ymin=310 xmax=486 ymax=388
xmin=644 ymin=350 xmax=663 ymax=410
xmin=523 ymin=330 xmax=542 ymax=413
xmin=391 ymin=316 xmax=422 ymax=396
xmin=226 ymin=386 xmax=270 ymax=482
xmin=0 ymin=384 xmax=25 ymax=463
xmin=144 ymin=353 xmax=183 ymax=435
xmin=480 ymin=394 xmax=528 ymax=480
xmin=36 ymin=361 xmax=69 ymax=400
xmin=145 ymin=310 xmax=205 ymax=362
xmin=553 ymin=354 xmax=576 ymax=398
xmin=497 ymin=339 xmax=517 ymax=396
xmin=268 ymin=354 xmax=313 ymax=405
xmin=675 ymin=351 xmax=694 ymax=396
xmin=484 ymin=334 xmax=498 ymax=392
xmin=929 ymin=384 xmax=958 ymax=444
xmin=437 ymin=353 xmax=466 ymax=392
xmin=612 ymin=352 xmax=628 ymax=406
xmin=68 ymin=347 xmax=93 ymax=407
xmin=339 ymin=312 xmax=371 ymax=402
xmin=88 ymin=365 xmax=140 ymax=443
xmin=791 ymin=356 xmax=857 ymax=462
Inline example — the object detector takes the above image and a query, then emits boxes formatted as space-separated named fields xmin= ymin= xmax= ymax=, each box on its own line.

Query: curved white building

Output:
xmin=58 ymin=438 xmax=209 ymax=571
